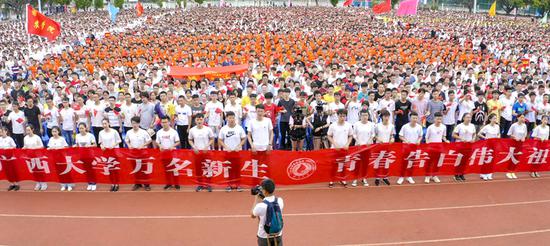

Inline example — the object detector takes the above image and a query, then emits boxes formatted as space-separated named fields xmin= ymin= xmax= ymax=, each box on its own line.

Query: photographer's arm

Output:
xmin=251 ymin=195 xmax=263 ymax=219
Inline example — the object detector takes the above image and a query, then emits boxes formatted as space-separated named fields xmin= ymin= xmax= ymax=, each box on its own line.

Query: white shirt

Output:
xmin=189 ymin=126 xmax=214 ymax=150
xmin=44 ymin=107 xmax=60 ymax=128
xmin=156 ymin=128 xmax=180 ymax=150
xmin=453 ymin=123 xmax=476 ymax=142
xmin=252 ymin=196 xmax=284 ymax=238
xmin=224 ymin=102 xmax=243 ymax=123
xmin=75 ymin=132 xmax=96 ymax=147
xmin=426 ymin=124 xmax=446 ymax=143
xmin=89 ymin=102 xmax=105 ymax=127
xmin=508 ymin=122 xmax=527 ymax=140
xmin=7 ymin=111 xmax=25 ymax=134
xmin=205 ymin=101 xmax=224 ymax=126
xmin=219 ymin=124 xmax=246 ymax=150
xmin=346 ymin=101 xmax=361 ymax=124
xmin=352 ymin=121 xmax=375 ymax=145
xmin=328 ymin=122 xmax=353 ymax=148
xmin=375 ymin=122 xmax=395 ymax=143
xmin=98 ymin=129 xmax=121 ymax=148
xmin=48 ymin=137 xmax=68 ymax=149
xmin=0 ymin=136 xmax=16 ymax=149
xmin=532 ymin=125 xmax=549 ymax=140
xmin=121 ymin=103 xmax=138 ymax=128
xmin=499 ymin=97 xmax=514 ymax=121
xmin=249 ymin=118 xmax=273 ymax=150
xmin=399 ymin=123 xmax=423 ymax=143
xmin=59 ymin=108 xmax=76 ymax=131
xmin=175 ymin=104 xmax=192 ymax=126
xmin=480 ymin=124 xmax=500 ymax=139
xmin=125 ymin=128 xmax=152 ymax=148
xmin=24 ymin=134 xmax=43 ymax=148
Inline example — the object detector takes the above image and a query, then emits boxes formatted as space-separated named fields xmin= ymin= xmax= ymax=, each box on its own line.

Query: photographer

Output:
xmin=251 ymin=179 xmax=284 ymax=246
xmin=306 ymin=103 xmax=330 ymax=150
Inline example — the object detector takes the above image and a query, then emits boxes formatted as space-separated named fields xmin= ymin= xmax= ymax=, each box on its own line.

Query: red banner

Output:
xmin=26 ymin=4 xmax=62 ymax=41
xmin=168 ymin=64 xmax=249 ymax=79
xmin=0 ymin=139 xmax=549 ymax=186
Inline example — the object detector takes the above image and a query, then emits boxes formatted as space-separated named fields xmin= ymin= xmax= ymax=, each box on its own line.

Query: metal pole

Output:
xmin=38 ymin=0 xmax=42 ymax=12
xmin=473 ymin=0 xmax=477 ymax=13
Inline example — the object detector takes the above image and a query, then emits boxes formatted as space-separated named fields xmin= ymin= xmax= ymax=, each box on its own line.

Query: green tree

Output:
xmin=75 ymin=0 xmax=92 ymax=9
xmin=113 ymin=0 xmax=124 ymax=8
xmin=94 ymin=0 xmax=104 ymax=9
xmin=54 ymin=0 xmax=71 ymax=4
xmin=500 ymin=0 xmax=527 ymax=14
xmin=330 ymin=0 xmax=338 ymax=6
xmin=155 ymin=0 xmax=163 ymax=7
xmin=457 ymin=0 xmax=475 ymax=12
xmin=195 ymin=0 xmax=204 ymax=4
xmin=533 ymin=0 xmax=550 ymax=15
xmin=175 ymin=0 xmax=182 ymax=7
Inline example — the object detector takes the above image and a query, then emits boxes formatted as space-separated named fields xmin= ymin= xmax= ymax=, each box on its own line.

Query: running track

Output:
xmin=1 ymin=174 xmax=550 ymax=246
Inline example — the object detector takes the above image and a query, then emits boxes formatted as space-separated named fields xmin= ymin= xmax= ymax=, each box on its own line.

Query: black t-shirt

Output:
xmin=278 ymin=98 xmax=295 ymax=122
xmin=395 ymin=100 xmax=412 ymax=125
xmin=374 ymin=92 xmax=385 ymax=101
xmin=190 ymin=104 xmax=205 ymax=127
xmin=473 ymin=101 xmax=488 ymax=125
xmin=24 ymin=106 xmax=41 ymax=129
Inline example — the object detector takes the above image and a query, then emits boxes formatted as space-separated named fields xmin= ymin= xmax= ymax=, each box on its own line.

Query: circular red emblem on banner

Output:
xmin=287 ymin=158 xmax=317 ymax=180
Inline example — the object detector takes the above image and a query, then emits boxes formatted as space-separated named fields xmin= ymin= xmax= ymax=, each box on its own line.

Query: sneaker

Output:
xmin=382 ymin=178 xmax=390 ymax=185
xmin=453 ymin=175 xmax=460 ymax=182
xmin=362 ymin=179 xmax=369 ymax=187
xmin=114 ymin=185 xmax=119 ymax=192
xmin=483 ymin=176 xmax=489 ymax=181
xmin=374 ymin=179 xmax=380 ymax=186
xmin=174 ymin=185 xmax=181 ymax=190
xmin=67 ymin=186 xmax=73 ymax=192
xmin=424 ymin=177 xmax=430 ymax=184
xmin=530 ymin=172 xmax=537 ymax=178
xmin=506 ymin=173 xmax=513 ymax=179
xmin=535 ymin=172 xmax=541 ymax=178
xmin=206 ymin=186 xmax=213 ymax=192
xmin=91 ymin=185 xmax=97 ymax=191
xmin=132 ymin=184 xmax=142 ymax=191
xmin=351 ymin=180 xmax=358 ymax=187
xmin=7 ymin=185 xmax=15 ymax=191
xmin=236 ymin=186 xmax=243 ymax=192
xmin=110 ymin=185 xmax=116 ymax=192
xmin=144 ymin=185 xmax=151 ymax=191
xmin=40 ymin=183 xmax=47 ymax=191
xmin=511 ymin=173 xmax=518 ymax=179
xmin=13 ymin=185 xmax=20 ymax=191
xmin=459 ymin=175 xmax=466 ymax=181
xmin=396 ymin=177 xmax=404 ymax=185
xmin=34 ymin=183 xmax=41 ymax=191
xmin=328 ymin=182 xmax=334 ymax=188
xmin=340 ymin=181 xmax=348 ymax=188
xmin=195 ymin=186 xmax=204 ymax=192
xmin=406 ymin=177 xmax=415 ymax=184
xmin=163 ymin=185 xmax=173 ymax=190
xmin=225 ymin=186 xmax=232 ymax=192
xmin=432 ymin=176 xmax=441 ymax=183
xmin=86 ymin=185 xmax=92 ymax=191
xmin=60 ymin=186 xmax=66 ymax=191
xmin=488 ymin=174 xmax=493 ymax=180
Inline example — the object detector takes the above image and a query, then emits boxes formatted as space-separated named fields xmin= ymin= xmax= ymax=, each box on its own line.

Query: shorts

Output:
xmin=257 ymin=236 xmax=283 ymax=246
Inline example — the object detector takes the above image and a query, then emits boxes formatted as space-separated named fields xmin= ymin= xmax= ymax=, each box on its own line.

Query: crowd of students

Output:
xmin=0 ymin=7 xmax=548 ymax=192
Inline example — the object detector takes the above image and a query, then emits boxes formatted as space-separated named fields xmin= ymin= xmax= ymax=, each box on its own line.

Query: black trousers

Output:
xmin=279 ymin=122 xmax=290 ymax=150
xmin=257 ymin=236 xmax=283 ymax=246
xmin=176 ymin=125 xmax=189 ymax=149
xmin=13 ymin=134 xmax=24 ymax=148
xmin=500 ymin=118 xmax=512 ymax=137
xmin=92 ymin=126 xmax=103 ymax=143
xmin=445 ymin=124 xmax=455 ymax=142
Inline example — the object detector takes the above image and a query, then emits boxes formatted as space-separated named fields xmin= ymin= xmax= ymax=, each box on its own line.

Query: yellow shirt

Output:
xmin=323 ymin=94 xmax=335 ymax=104
xmin=241 ymin=95 xmax=251 ymax=107
xmin=486 ymin=99 xmax=502 ymax=120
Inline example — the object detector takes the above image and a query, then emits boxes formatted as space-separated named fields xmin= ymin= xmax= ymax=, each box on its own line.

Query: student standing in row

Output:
xmin=398 ymin=112 xmax=423 ymax=185
xmin=47 ymin=126 xmax=71 ymax=191
xmin=0 ymin=127 xmax=18 ymax=191
xmin=452 ymin=113 xmax=476 ymax=182
xmin=74 ymin=123 xmax=97 ymax=191
xmin=424 ymin=112 xmax=449 ymax=184
xmin=125 ymin=116 xmax=153 ymax=191
xmin=23 ymin=125 xmax=45 ymax=191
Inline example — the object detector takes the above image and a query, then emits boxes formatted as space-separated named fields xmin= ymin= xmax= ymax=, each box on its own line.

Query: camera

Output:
xmin=251 ymin=185 xmax=265 ymax=199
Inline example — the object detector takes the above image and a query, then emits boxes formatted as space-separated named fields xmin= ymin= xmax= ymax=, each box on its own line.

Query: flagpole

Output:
xmin=473 ymin=0 xmax=477 ymax=13
xmin=38 ymin=0 xmax=42 ymax=13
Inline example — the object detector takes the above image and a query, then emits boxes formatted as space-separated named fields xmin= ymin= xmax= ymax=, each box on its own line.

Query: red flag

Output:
xmin=373 ymin=0 xmax=392 ymax=14
xmin=343 ymin=0 xmax=353 ymax=6
xmin=26 ymin=5 xmax=61 ymax=41
xmin=136 ymin=2 xmax=144 ymax=17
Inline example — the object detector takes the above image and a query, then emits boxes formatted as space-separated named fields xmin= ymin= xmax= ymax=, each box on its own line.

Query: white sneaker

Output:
xmin=531 ymin=172 xmax=537 ymax=178
xmin=506 ymin=173 xmax=513 ymax=179
xmin=432 ymin=176 xmax=441 ymax=183
xmin=362 ymin=178 xmax=369 ymax=186
xmin=67 ymin=186 xmax=73 ymax=192
xmin=406 ymin=177 xmax=415 ymax=184
xmin=424 ymin=177 xmax=430 ymax=184
xmin=86 ymin=185 xmax=92 ymax=191
xmin=488 ymin=174 xmax=493 ymax=180
xmin=34 ymin=183 xmax=41 ymax=191
xmin=40 ymin=183 xmax=47 ymax=191
xmin=396 ymin=177 xmax=404 ymax=185
xmin=511 ymin=173 xmax=518 ymax=179
xmin=351 ymin=180 xmax=358 ymax=187
xmin=483 ymin=176 xmax=489 ymax=181
xmin=91 ymin=185 xmax=97 ymax=191
xmin=60 ymin=186 xmax=66 ymax=191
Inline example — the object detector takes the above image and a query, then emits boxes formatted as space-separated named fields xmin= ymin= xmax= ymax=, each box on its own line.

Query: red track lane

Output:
xmin=1 ymin=174 xmax=550 ymax=246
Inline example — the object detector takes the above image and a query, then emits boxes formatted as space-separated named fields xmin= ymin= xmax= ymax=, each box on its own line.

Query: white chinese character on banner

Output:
xmin=527 ymin=148 xmax=550 ymax=165
xmin=241 ymin=159 xmax=268 ymax=178
xmin=58 ymin=156 xmax=86 ymax=175
xmin=0 ymin=155 xmax=16 ymax=172
xmin=201 ymin=159 xmax=231 ymax=178
xmin=25 ymin=156 xmax=50 ymax=173
xmin=92 ymin=156 xmax=121 ymax=175
xmin=437 ymin=150 xmax=464 ymax=167
xmin=405 ymin=150 xmax=430 ymax=169
xmin=369 ymin=151 xmax=396 ymax=169
xmin=166 ymin=158 xmax=193 ymax=177
xmin=336 ymin=154 xmax=361 ymax=172
xmin=129 ymin=157 xmax=155 ymax=175
xmin=469 ymin=147 xmax=494 ymax=165
xmin=497 ymin=147 xmax=522 ymax=165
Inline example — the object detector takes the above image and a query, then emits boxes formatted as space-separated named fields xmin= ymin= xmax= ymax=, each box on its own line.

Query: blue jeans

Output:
xmin=62 ymin=130 xmax=74 ymax=146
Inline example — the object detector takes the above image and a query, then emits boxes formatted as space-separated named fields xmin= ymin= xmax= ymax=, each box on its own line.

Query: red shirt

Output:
xmin=263 ymin=103 xmax=277 ymax=126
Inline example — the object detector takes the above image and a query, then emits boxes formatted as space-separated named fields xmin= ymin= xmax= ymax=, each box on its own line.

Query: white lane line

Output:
xmin=0 ymin=199 xmax=549 ymax=219
xmin=337 ymin=228 xmax=550 ymax=245
xmin=1 ymin=175 xmax=548 ymax=193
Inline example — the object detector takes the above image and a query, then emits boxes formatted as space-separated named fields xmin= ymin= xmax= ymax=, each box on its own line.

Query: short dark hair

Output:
xmin=261 ymin=179 xmax=275 ymax=194
xmin=225 ymin=111 xmax=235 ymax=117
xmin=131 ymin=116 xmax=141 ymax=124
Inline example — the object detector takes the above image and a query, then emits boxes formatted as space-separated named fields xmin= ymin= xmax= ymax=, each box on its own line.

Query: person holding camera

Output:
xmin=289 ymin=106 xmax=306 ymax=151
xmin=251 ymin=179 xmax=284 ymax=246
xmin=307 ymin=103 xmax=330 ymax=150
